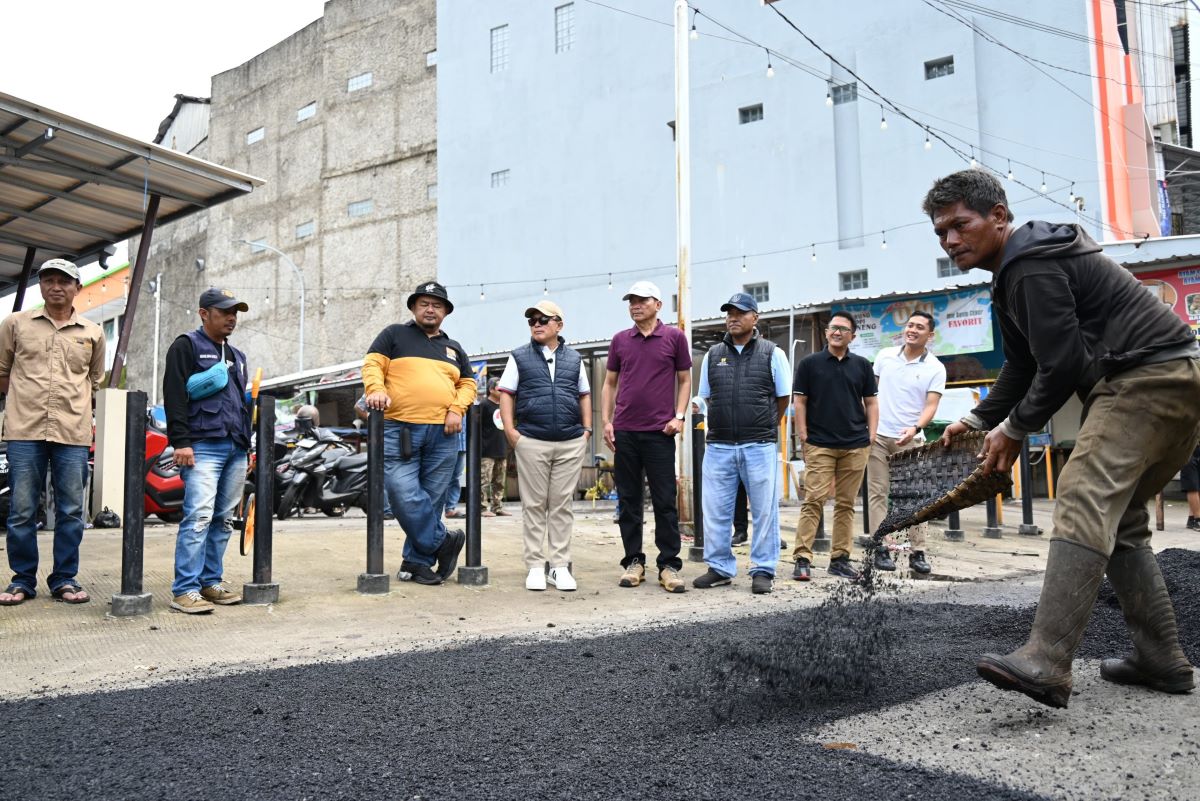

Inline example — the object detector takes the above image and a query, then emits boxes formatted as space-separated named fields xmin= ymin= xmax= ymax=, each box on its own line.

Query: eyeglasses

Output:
xmin=826 ymin=325 xmax=853 ymax=334
xmin=527 ymin=316 xmax=560 ymax=327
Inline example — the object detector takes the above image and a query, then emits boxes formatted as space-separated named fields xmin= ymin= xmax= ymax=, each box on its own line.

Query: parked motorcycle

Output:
xmin=144 ymin=410 xmax=185 ymax=523
xmin=276 ymin=428 xmax=368 ymax=520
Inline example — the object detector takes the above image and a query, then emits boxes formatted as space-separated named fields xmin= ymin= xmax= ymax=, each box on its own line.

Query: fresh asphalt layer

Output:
xmin=3 ymin=549 xmax=1197 ymax=800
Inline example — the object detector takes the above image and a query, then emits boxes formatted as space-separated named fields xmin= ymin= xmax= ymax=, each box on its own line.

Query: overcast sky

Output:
xmin=3 ymin=0 xmax=328 ymax=141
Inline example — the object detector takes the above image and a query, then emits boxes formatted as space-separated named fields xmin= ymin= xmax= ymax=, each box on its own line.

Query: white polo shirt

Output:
xmin=873 ymin=345 xmax=947 ymax=439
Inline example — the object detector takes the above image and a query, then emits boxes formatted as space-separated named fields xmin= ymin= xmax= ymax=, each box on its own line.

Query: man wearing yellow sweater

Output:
xmin=363 ymin=281 xmax=477 ymax=585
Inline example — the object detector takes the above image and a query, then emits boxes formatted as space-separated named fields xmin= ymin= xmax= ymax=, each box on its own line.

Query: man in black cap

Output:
xmin=363 ymin=280 xmax=476 ymax=585
xmin=692 ymin=293 xmax=791 ymax=594
xmin=162 ymin=288 xmax=252 ymax=614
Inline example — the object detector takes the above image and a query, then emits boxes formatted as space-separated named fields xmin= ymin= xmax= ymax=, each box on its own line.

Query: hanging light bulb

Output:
xmin=607 ymin=273 xmax=613 ymax=290
xmin=969 ymin=147 xmax=978 ymax=169
xmin=765 ymin=49 xmax=774 ymax=78
xmin=825 ymin=91 xmax=833 ymax=107
xmin=810 ymin=243 xmax=817 ymax=263
xmin=924 ymin=131 xmax=932 ymax=151
xmin=880 ymin=231 xmax=888 ymax=250
xmin=1068 ymin=183 xmax=1076 ymax=203
xmin=741 ymin=255 xmax=747 ymax=273
xmin=479 ymin=284 xmax=486 ymax=302
xmin=1007 ymin=160 xmax=1014 ymax=181
xmin=880 ymin=112 xmax=887 ymax=131
xmin=1040 ymin=172 xmax=1047 ymax=193
xmin=542 ymin=279 xmax=549 ymax=297
xmin=690 ymin=23 xmax=698 ymax=40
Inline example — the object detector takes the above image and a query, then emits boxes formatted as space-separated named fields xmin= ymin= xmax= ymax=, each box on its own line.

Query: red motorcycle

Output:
xmin=144 ymin=410 xmax=185 ymax=523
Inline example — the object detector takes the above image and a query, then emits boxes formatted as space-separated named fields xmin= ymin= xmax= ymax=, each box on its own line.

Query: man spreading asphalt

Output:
xmin=363 ymin=281 xmax=476 ymax=586
xmin=868 ymin=311 xmax=945 ymax=574
xmin=927 ymin=169 xmax=1200 ymax=708
xmin=163 ymin=288 xmax=253 ymax=614
xmin=0 ymin=259 xmax=105 ymax=606
xmin=692 ymin=293 xmax=790 ymax=595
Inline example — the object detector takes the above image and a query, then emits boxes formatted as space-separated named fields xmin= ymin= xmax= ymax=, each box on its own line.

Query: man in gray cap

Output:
xmin=0 ymin=259 xmax=105 ymax=606
xmin=162 ymin=287 xmax=252 ymax=614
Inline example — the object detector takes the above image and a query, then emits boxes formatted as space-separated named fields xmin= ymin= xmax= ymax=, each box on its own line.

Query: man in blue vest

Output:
xmin=163 ymin=288 xmax=252 ymax=614
xmin=693 ymin=293 xmax=791 ymax=594
xmin=498 ymin=300 xmax=591 ymax=591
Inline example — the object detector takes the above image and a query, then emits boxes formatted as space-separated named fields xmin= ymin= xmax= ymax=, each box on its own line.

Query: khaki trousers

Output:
xmin=793 ymin=443 xmax=870 ymax=562
xmin=867 ymin=435 xmax=929 ymax=548
xmin=480 ymin=456 xmax=507 ymax=512
xmin=1053 ymin=358 xmax=1200 ymax=556
xmin=514 ymin=434 xmax=588 ymax=568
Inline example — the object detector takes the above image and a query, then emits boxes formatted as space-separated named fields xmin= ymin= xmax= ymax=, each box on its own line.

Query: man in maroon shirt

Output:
xmin=601 ymin=281 xmax=693 ymax=593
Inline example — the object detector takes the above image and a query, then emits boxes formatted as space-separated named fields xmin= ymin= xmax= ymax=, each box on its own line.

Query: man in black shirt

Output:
xmin=790 ymin=312 xmax=877 ymax=581
xmin=479 ymin=378 xmax=510 ymax=516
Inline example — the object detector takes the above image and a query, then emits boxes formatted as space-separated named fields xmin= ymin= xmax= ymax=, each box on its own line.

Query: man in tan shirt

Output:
xmin=0 ymin=259 xmax=105 ymax=605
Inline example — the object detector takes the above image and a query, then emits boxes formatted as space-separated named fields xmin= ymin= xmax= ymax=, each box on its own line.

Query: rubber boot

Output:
xmin=1099 ymin=546 xmax=1194 ymax=693
xmin=977 ymin=539 xmax=1108 ymax=708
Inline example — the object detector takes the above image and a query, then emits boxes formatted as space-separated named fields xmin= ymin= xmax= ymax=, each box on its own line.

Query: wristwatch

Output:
xmin=674 ymin=412 xmax=685 ymax=421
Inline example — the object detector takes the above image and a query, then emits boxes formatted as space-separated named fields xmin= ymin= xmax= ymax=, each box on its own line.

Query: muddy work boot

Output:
xmin=1099 ymin=546 xmax=1195 ymax=694
xmin=976 ymin=539 xmax=1108 ymax=709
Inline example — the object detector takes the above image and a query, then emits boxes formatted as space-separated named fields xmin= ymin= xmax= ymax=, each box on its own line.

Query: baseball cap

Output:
xmin=198 ymin=287 xmax=249 ymax=312
xmin=38 ymin=259 xmax=80 ymax=282
xmin=622 ymin=280 xmax=662 ymax=302
xmin=720 ymin=292 xmax=759 ymax=313
xmin=524 ymin=300 xmax=564 ymax=321
xmin=407 ymin=280 xmax=454 ymax=314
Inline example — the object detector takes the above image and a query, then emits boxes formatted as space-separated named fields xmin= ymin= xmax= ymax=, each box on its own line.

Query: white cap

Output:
xmin=622 ymin=280 xmax=662 ymax=301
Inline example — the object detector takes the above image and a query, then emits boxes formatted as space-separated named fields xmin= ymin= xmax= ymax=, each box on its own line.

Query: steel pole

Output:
xmin=459 ymin=403 xmax=488 ymax=585
xmin=244 ymin=395 xmax=280 ymax=603
xmin=943 ymin=508 xmax=965 ymax=541
xmin=358 ymin=409 xmax=389 ymax=593
xmin=111 ymin=390 xmax=151 ymax=616
xmin=151 ymin=272 xmax=162 ymax=407
xmin=983 ymin=495 xmax=1002 ymax=538
xmin=1018 ymin=438 xmax=1040 ymax=535
xmin=674 ymin=0 xmax=694 ymax=522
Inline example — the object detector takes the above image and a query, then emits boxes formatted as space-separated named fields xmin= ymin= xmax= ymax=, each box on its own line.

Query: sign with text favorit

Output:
xmin=837 ymin=288 xmax=994 ymax=359
xmin=1136 ymin=266 xmax=1200 ymax=335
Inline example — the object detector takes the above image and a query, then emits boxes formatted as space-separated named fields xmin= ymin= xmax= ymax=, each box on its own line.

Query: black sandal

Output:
xmin=51 ymin=583 xmax=91 ymax=604
xmin=0 ymin=583 xmax=32 ymax=606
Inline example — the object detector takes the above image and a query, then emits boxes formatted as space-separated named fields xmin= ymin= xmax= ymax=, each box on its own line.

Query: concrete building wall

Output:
xmin=435 ymin=0 xmax=1152 ymax=355
xmin=126 ymin=0 xmax=437 ymax=392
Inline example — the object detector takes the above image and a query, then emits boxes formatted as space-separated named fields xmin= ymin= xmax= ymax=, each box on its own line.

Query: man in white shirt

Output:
xmin=868 ymin=311 xmax=946 ymax=574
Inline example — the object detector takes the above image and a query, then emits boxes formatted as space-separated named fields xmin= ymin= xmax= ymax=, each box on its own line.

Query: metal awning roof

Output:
xmin=0 ymin=91 xmax=263 ymax=288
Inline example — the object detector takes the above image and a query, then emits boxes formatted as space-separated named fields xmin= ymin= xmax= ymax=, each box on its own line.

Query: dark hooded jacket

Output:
xmin=972 ymin=221 xmax=1196 ymax=434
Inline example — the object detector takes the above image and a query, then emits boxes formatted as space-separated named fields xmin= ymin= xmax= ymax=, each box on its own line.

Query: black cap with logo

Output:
xmin=407 ymin=280 xmax=454 ymax=314
xmin=199 ymin=287 xmax=249 ymax=312
xmin=720 ymin=292 xmax=759 ymax=313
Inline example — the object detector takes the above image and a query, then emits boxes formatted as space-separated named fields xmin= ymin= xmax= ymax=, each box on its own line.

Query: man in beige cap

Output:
xmin=498 ymin=300 xmax=592 ymax=591
xmin=0 ymin=259 xmax=105 ymax=606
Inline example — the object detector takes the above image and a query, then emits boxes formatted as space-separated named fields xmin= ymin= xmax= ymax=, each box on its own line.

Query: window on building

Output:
xmin=739 ymin=103 xmax=764 ymax=124
xmin=348 ymin=71 xmax=374 ymax=92
xmin=426 ymin=183 xmax=438 ymax=201
xmin=839 ymin=270 xmax=869 ymax=291
xmin=295 ymin=220 xmax=315 ymax=239
xmin=744 ymin=282 xmax=770 ymax=304
xmin=249 ymin=238 xmax=268 ymax=253
xmin=246 ymin=127 xmax=265 ymax=145
xmin=555 ymin=4 xmax=575 ymax=53
xmin=490 ymin=169 xmax=510 ymax=188
xmin=426 ymin=50 xmax=438 ymax=68
xmin=831 ymin=82 xmax=857 ymax=105
xmin=296 ymin=102 xmax=317 ymax=122
xmin=347 ymin=199 xmax=374 ymax=218
xmin=924 ymin=56 xmax=955 ymax=80
xmin=490 ymin=25 xmax=510 ymax=73
xmin=936 ymin=257 xmax=957 ymax=278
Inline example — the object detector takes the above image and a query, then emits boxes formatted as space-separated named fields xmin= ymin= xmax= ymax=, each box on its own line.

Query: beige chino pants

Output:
xmin=793 ymin=443 xmax=870 ymax=562
xmin=867 ymin=435 xmax=929 ymax=548
xmin=514 ymin=434 xmax=589 ymax=569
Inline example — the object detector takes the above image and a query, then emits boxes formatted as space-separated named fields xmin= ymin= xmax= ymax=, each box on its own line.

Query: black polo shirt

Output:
xmin=793 ymin=348 xmax=877 ymax=448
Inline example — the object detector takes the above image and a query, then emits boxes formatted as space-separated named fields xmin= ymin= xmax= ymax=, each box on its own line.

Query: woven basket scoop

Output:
xmin=873 ymin=430 xmax=1012 ymax=541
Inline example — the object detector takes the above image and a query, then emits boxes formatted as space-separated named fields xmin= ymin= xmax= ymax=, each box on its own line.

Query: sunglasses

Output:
xmin=527 ymin=315 xmax=560 ymax=327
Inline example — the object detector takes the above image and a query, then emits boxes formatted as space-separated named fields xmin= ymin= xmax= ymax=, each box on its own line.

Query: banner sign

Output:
xmin=1136 ymin=266 xmax=1200 ymax=335
xmin=837 ymin=288 xmax=993 ymax=359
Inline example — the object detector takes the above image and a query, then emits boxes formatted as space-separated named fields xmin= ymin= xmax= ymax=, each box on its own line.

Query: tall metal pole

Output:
xmin=674 ymin=0 xmax=694 ymax=516
xmin=237 ymin=240 xmax=305 ymax=373
xmin=109 ymin=194 xmax=161 ymax=386
xmin=111 ymin=390 xmax=152 ymax=616
xmin=358 ymin=408 xmax=389 ymax=593
xmin=459 ymin=403 xmax=488 ymax=585
xmin=244 ymin=395 xmax=280 ymax=604
xmin=151 ymin=272 xmax=162 ymax=406
xmin=1018 ymin=438 xmax=1041 ymax=535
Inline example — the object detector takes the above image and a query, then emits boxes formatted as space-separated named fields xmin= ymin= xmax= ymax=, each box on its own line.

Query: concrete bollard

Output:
xmin=943 ymin=508 xmax=965 ymax=542
xmin=111 ymin=390 xmax=151 ymax=617
xmin=458 ymin=403 xmax=488 ymax=586
xmin=244 ymin=395 xmax=280 ymax=604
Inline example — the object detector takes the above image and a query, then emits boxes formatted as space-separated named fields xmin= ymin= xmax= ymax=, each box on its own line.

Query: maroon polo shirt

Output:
xmin=607 ymin=320 xmax=692 ymax=431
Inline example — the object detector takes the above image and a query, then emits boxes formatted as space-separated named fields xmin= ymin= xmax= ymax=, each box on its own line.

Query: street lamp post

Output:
xmin=236 ymin=239 xmax=305 ymax=373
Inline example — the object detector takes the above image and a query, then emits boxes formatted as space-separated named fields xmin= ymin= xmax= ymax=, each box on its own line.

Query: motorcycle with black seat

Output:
xmin=275 ymin=427 xmax=368 ymax=520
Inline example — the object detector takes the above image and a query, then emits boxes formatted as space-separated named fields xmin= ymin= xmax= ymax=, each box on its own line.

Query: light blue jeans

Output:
xmin=5 ymin=440 xmax=90 ymax=596
xmin=701 ymin=442 xmax=780 ymax=578
xmin=383 ymin=421 xmax=458 ymax=568
xmin=173 ymin=438 xmax=246 ymax=595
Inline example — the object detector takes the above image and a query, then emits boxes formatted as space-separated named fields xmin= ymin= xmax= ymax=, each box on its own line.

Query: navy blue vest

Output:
xmin=705 ymin=333 xmax=778 ymax=444
xmin=512 ymin=337 xmax=584 ymax=441
xmin=185 ymin=329 xmax=251 ymax=448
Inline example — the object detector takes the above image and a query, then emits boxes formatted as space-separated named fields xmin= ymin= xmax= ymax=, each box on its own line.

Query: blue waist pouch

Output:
xmin=186 ymin=361 xmax=229 ymax=400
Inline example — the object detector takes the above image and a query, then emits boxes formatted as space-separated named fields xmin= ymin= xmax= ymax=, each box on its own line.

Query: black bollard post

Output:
xmin=943 ymin=508 xmax=965 ymax=541
xmin=983 ymin=495 xmax=1002 ymax=539
xmin=688 ymin=423 xmax=705 ymax=562
xmin=358 ymin=409 xmax=389 ymax=593
xmin=111 ymin=390 xmax=152 ymax=616
xmin=459 ymin=403 xmax=488 ymax=585
xmin=244 ymin=395 xmax=280 ymax=603
xmin=812 ymin=508 xmax=831 ymax=552
xmin=1018 ymin=438 xmax=1040 ymax=536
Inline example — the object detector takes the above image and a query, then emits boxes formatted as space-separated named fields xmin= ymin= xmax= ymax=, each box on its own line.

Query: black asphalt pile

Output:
xmin=1086 ymin=547 xmax=1200 ymax=661
xmin=3 ymin=549 xmax=1196 ymax=801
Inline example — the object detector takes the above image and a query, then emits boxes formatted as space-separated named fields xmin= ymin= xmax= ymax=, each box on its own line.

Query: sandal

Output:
xmin=0 ymin=584 xmax=32 ymax=606
xmin=51 ymin=583 xmax=91 ymax=604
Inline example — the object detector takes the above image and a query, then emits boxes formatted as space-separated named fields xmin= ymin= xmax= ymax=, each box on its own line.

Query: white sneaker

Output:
xmin=547 ymin=566 xmax=577 ymax=592
xmin=525 ymin=567 xmax=547 ymax=591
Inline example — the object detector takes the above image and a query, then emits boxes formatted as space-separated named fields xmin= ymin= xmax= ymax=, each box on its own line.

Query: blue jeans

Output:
xmin=5 ymin=441 xmax=90 ymax=596
xmin=384 ymin=421 xmax=458 ymax=567
xmin=173 ymin=438 xmax=246 ymax=595
xmin=701 ymin=442 xmax=780 ymax=578
xmin=444 ymin=450 xmax=466 ymax=510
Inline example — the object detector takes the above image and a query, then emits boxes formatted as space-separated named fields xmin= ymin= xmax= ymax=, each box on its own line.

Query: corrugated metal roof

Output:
xmin=0 ymin=91 xmax=262 ymax=287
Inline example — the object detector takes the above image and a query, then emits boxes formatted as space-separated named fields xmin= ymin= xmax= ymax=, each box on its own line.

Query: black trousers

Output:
xmin=734 ymin=481 xmax=749 ymax=533
xmin=614 ymin=430 xmax=682 ymax=572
